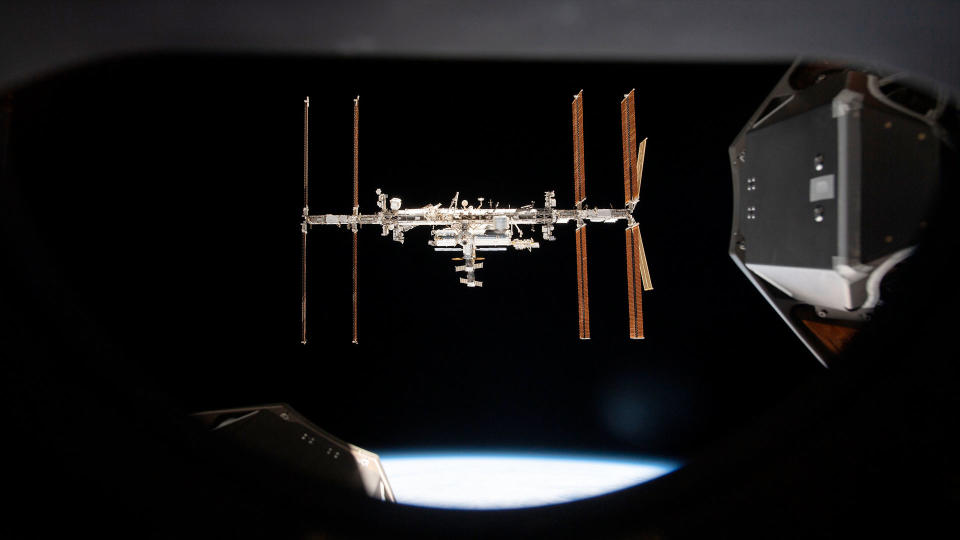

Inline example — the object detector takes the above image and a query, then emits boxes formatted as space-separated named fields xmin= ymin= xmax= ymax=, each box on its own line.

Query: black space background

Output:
xmin=4 ymin=57 xmax=818 ymax=462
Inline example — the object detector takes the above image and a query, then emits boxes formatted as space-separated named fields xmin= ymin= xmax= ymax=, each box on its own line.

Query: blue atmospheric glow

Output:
xmin=378 ymin=452 xmax=679 ymax=510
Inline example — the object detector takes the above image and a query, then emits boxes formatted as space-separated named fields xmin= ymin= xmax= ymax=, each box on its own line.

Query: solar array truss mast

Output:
xmin=300 ymin=91 xmax=652 ymax=344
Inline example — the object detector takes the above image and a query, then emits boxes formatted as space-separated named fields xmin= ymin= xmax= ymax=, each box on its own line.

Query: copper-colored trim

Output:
xmin=800 ymin=319 xmax=858 ymax=355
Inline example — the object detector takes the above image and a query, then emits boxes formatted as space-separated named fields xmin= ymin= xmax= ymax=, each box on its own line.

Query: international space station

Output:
xmin=300 ymin=91 xmax=652 ymax=344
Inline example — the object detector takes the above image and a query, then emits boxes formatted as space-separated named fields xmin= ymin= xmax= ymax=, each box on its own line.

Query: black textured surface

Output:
xmin=860 ymin=107 xmax=940 ymax=263
xmin=742 ymin=104 xmax=839 ymax=268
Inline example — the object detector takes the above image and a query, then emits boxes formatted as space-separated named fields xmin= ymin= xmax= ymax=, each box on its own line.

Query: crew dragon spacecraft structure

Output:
xmin=300 ymin=91 xmax=652 ymax=344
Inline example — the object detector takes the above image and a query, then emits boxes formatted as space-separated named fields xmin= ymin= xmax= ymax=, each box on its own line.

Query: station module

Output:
xmin=300 ymin=91 xmax=652 ymax=344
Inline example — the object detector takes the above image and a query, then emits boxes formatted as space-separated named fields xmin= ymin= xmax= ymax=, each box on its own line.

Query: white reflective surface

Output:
xmin=379 ymin=453 xmax=678 ymax=510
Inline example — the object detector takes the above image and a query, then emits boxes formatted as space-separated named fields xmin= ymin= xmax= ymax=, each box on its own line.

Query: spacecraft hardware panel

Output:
xmin=193 ymin=404 xmax=396 ymax=503
xmin=729 ymin=61 xmax=945 ymax=366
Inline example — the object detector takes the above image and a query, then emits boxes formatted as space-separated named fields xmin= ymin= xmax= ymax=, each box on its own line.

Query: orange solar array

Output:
xmin=301 ymin=228 xmax=308 ymax=344
xmin=353 ymin=96 xmax=359 ymax=209
xmin=625 ymin=227 xmax=638 ymax=339
xmin=572 ymin=91 xmax=586 ymax=206
xmin=625 ymin=225 xmax=644 ymax=339
xmin=301 ymin=96 xmax=310 ymax=345
xmin=575 ymin=226 xmax=591 ymax=339
xmin=575 ymin=227 xmax=584 ymax=336
xmin=572 ymin=90 xmax=590 ymax=339
xmin=621 ymin=90 xmax=652 ymax=339
xmin=352 ymin=96 xmax=359 ymax=344
xmin=621 ymin=89 xmax=638 ymax=205
xmin=352 ymin=231 xmax=358 ymax=344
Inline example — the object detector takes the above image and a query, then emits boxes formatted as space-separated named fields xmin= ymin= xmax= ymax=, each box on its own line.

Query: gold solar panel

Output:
xmin=636 ymin=137 xmax=646 ymax=199
xmin=572 ymin=90 xmax=586 ymax=206
xmin=621 ymin=89 xmax=637 ymax=205
xmin=575 ymin=226 xmax=584 ymax=336
xmin=301 ymin=96 xmax=310 ymax=345
xmin=352 ymin=231 xmax=358 ymax=344
xmin=581 ymin=228 xmax=591 ymax=339
xmin=631 ymin=225 xmax=644 ymax=338
xmin=634 ymin=225 xmax=652 ymax=292
xmin=304 ymin=96 xmax=310 ymax=212
xmin=353 ymin=96 xmax=359 ymax=209
xmin=625 ymin=227 xmax=638 ymax=339
xmin=575 ymin=226 xmax=591 ymax=339
xmin=352 ymin=96 xmax=360 ymax=344
xmin=625 ymin=225 xmax=645 ymax=339
xmin=301 ymin=228 xmax=308 ymax=344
